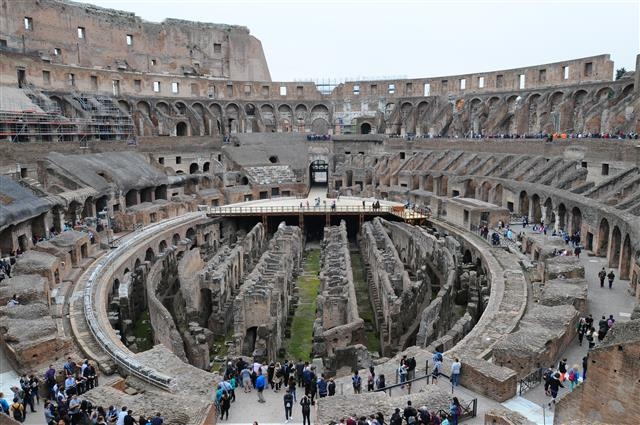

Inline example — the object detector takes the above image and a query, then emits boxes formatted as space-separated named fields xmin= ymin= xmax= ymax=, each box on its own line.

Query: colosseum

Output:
xmin=0 ymin=1 xmax=639 ymax=424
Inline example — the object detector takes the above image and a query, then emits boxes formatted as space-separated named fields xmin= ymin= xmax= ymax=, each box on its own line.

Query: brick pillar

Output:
xmin=635 ymin=54 xmax=640 ymax=94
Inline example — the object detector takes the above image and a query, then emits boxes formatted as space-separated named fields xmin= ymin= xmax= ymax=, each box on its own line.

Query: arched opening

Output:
xmin=493 ymin=184 xmax=503 ymax=206
xmin=242 ymin=326 xmax=258 ymax=357
xmin=464 ymin=180 xmax=476 ymax=198
xmin=609 ymin=226 xmax=622 ymax=268
xmin=571 ymin=207 xmax=582 ymax=236
xmin=96 ymin=196 xmax=108 ymax=213
xmin=309 ymin=160 xmax=328 ymax=187
xmin=424 ymin=175 xmax=434 ymax=193
xmin=531 ymin=194 xmax=542 ymax=224
xmin=240 ymin=176 xmax=249 ymax=185
xmin=311 ymin=118 xmax=329 ymax=135
xmin=189 ymin=163 xmax=199 ymax=174
xmin=125 ymin=189 xmax=138 ymax=208
xmin=134 ymin=258 xmax=141 ymax=270
xmin=112 ymin=279 xmax=120 ymax=298
xmin=155 ymin=185 xmax=167 ymax=200
xmin=145 ymin=247 xmax=155 ymax=262
xmin=543 ymin=198 xmax=554 ymax=226
xmin=172 ymin=233 xmax=181 ymax=246
xmin=360 ymin=123 xmax=372 ymax=135
xmin=176 ymin=122 xmax=188 ymax=136
xmin=519 ymin=191 xmax=529 ymax=216
xmin=620 ymin=234 xmax=632 ymax=279
xmin=597 ymin=218 xmax=610 ymax=257
xmin=462 ymin=249 xmax=473 ymax=264
xmin=159 ymin=240 xmax=167 ymax=253
xmin=186 ymin=228 xmax=196 ymax=247
xmin=82 ymin=196 xmax=95 ymax=219
xmin=203 ymin=162 xmax=211 ymax=172
xmin=480 ymin=182 xmax=491 ymax=202
xmin=557 ymin=203 xmax=567 ymax=231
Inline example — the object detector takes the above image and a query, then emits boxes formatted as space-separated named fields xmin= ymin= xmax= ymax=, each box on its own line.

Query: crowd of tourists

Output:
xmin=0 ymin=356 xmax=163 ymax=425
xmin=394 ymin=131 xmax=638 ymax=141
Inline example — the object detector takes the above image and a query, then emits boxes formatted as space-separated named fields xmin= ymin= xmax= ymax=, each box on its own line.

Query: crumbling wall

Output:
xmin=233 ymin=224 xmax=303 ymax=361
xmin=314 ymin=220 xmax=365 ymax=361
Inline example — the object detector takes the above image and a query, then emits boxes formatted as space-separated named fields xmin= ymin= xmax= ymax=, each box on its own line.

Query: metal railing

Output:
xmin=518 ymin=367 xmax=545 ymax=396
xmin=435 ymin=398 xmax=478 ymax=423
xmin=82 ymin=212 xmax=205 ymax=391
xmin=208 ymin=204 xmax=429 ymax=220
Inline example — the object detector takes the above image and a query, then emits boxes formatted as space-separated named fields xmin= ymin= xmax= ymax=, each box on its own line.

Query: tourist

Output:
xmin=582 ymin=355 xmax=588 ymax=380
xmin=300 ymin=394 xmax=311 ymax=425
xmin=403 ymin=400 xmax=417 ymax=424
xmin=398 ymin=361 xmax=408 ymax=388
xmin=607 ymin=270 xmax=615 ymax=289
xmin=367 ymin=366 xmax=375 ymax=391
xmin=567 ymin=364 xmax=580 ymax=391
xmin=598 ymin=316 xmax=609 ymax=342
xmin=11 ymin=397 xmax=25 ymax=422
xmin=219 ymin=392 xmax=230 ymax=420
xmin=287 ymin=376 xmax=297 ymax=401
xmin=124 ymin=409 xmax=135 ymax=425
xmin=327 ymin=377 xmax=335 ymax=396
xmin=586 ymin=326 xmax=596 ymax=349
xmin=389 ymin=408 xmax=402 ymax=425
xmin=283 ymin=389 xmax=294 ymax=422
xmin=450 ymin=358 xmax=461 ymax=387
xmin=432 ymin=356 xmax=442 ymax=384
xmin=151 ymin=412 xmax=164 ymax=425
xmin=598 ymin=267 xmax=606 ymax=288
xmin=440 ymin=411 xmax=450 ymax=425
xmin=0 ymin=392 xmax=9 ymax=415
xmin=317 ymin=374 xmax=328 ymax=398
xmin=116 ymin=406 xmax=128 ymax=425
xmin=7 ymin=294 xmax=19 ymax=307
xmin=576 ymin=317 xmax=587 ymax=346
xmin=544 ymin=372 xmax=564 ymax=408
xmin=375 ymin=374 xmax=386 ymax=391
xmin=241 ymin=365 xmax=252 ymax=393
xmin=255 ymin=371 xmax=266 ymax=403
xmin=351 ymin=371 xmax=362 ymax=394
xmin=558 ymin=358 xmax=567 ymax=381
xmin=295 ymin=360 xmax=305 ymax=388
xmin=449 ymin=397 xmax=461 ymax=425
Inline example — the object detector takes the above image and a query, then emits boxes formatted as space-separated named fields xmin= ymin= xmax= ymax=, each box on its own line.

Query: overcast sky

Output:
xmin=87 ymin=0 xmax=639 ymax=82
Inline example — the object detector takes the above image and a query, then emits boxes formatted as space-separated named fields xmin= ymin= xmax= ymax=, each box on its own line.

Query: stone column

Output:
xmin=554 ymin=209 xmax=560 ymax=232
xmin=635 ymin=54 xmax=640 ymax=94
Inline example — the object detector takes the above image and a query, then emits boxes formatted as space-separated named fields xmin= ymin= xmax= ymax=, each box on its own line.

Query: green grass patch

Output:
xmin=350 ymin=251 xmax=381 ymax=354
xmin=133 ymin=310 xmax=154 ymax=352
xmin=285 ymin=249 xmax=321 ymax=361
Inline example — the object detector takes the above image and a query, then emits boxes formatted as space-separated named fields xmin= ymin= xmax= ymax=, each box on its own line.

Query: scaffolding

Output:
xmin=0 ymin=86 xmax=134 ymax=143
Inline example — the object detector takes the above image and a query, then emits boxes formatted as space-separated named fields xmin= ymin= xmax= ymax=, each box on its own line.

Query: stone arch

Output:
xmin=573 ymin=89 xmax=588 ymax=103
xmin=462 ymin=249 xmax=473 ymax=264
xmin=226 ymin=103 xmax=240 ymax=133
xmin=492 ymin=183 xmax=503 ymax=206
xmin=118 ymin=100 xmax=131 ymax=113
xmin=543 ymin=197 xmax=554 ymax=226
xmin=311 ymin=118 xmax=329 ymax=134
xmin=125 ymin=189 xmax=138 ymax=207
xmin=531 ymin=194 xmax=542 ymax=224
xmin=464 ymin=179 xmax=476 ymax=198
xmin=186 ymin=227 xmax=196 ymax=246
xmin=609 ymin=226 xmax=622 ymax=268
xmin=136 ymin=100 xmax=151 ymax=116
xmin=260 ymin=104 xmax=276 ymax=131
xmin=156 ymin=101 xmax=170 ymax=115
xmin=519 ymin=191 xmax=529 ymax=216
xmin=176 ymin=121 xmax=188 ymax=136
xmin=620 ymin=234 xmax=632 ymax=279
xmin=134 ymin=258 xmax=141 ymax=270
xmin=570 ymin=207 xmax=582 ymax=235
xmin=208 ymin=103 xmax=223 ymax=117
xmin=158 ymin=240 xmax=167 ymax=253
xmin=82 ymin=196 xmax=94 ymax=219
xmin=595 ymin=87 xmax=614 ymax=101
xmin=172 ymin=233 xmax=181 ymax=246
xmin=549 ymin=91 xmax=564 ymax=110
xmin=480 ymin=181 xmax=492 ymax=202
xmin=360 ymin=122 xmax=372 ymax=134
xmin=295 ymin=104 xmax=308 ymax=131
xmin=278 ymin=104 xmax=293 ymax=132
xmin=424 ymin=175 xmax=434 ymax=192
xmin=112 ymin=278 xmax=120 ymax=298
xmin=192 ymin=102 xmax=211 ymax=135
xmin=203 ymin=162 xmax=211 ymax=173
xmin=245 ymin=103 xmax=256 ymax=116
xmin=622 ymin=84 xmax=634 ymax=98
xmin=190 ymin=163 xmax=199 ymax=174
xmin=174 ymin=101 xmax=187 ymax=115
xmin=310 ymin=104 xmax=330 ymax=116
xmin=145 ymin=247 xmax=155 ymax=262
xmin=557 ymin=203 xmax=567 ymax=231
xmin=488 ymin=96 xmax=501 ymax=108
xmin=597 ymin=218 xmax=610 ymax=257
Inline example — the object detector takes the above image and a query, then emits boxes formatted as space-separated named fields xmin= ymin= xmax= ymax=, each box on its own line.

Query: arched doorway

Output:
xmin=186 ymin=228 xmax=196 ymax=247
xmin=543 ymin=198 xmax=554 ymax=226
xmin=531 ymin=194 xmax=542 ymax=224
xmin=571 ymin=207 xmax=582 ymax=235
xmin=519 ymin=191 xmax=529 ymax=217
xmin=360 ymin=123 xmax=372 ymax=134
xmin=309 ymin=160 xmax=328 ymax=187
xmin=557 ymin=203 xmax=567 ymax=231
xmin=609 ymin=226 xmax=621 ymax=268
xmin=159 ymin=240 xmax=167 ymax=253
xmin=480 ymin=182 xmax=491 ymax=202
xmin=176 ymin=122 xmax=188 ymax=136
xmin=145 ymin=247 xmax=155 ymax=263
xmin=492 ymin=184 xmax=503 ymax=206
xmin=189 ymin=163 xmax=199 ymax=174
xmin=597 ymin=218 xmax=610 ymax=257
xmin=172 ymin=233 xmax=181 ymax=246
xmin=620 ymin=234 xmax=631 ymax=279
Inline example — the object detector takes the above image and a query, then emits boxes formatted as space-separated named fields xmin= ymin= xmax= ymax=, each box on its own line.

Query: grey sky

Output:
xmin=87 ymin=0 xmax=639 ymax=82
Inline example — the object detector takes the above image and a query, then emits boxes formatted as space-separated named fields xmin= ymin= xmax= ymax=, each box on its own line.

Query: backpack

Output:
xmin=12 ymin=403 xmax=23 ymax=421
xmin=568 ymin=370 xmax=576 ymax=382
xmin=435 ymin=352 xmax=443 ymax=362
